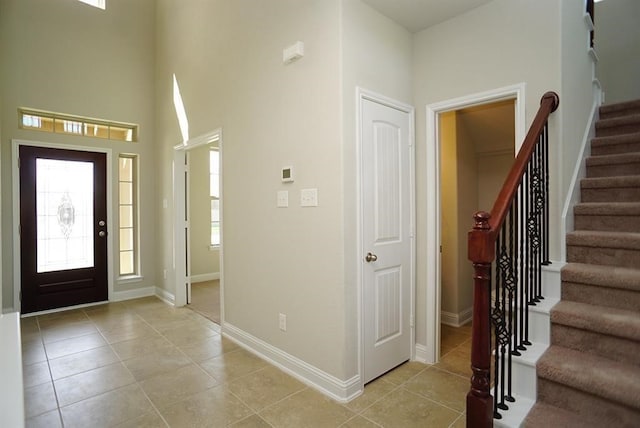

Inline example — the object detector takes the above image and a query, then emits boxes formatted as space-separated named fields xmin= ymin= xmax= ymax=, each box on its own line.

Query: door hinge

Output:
xmin=410 ymin=315 xmax=414 ymax=328
xmin=440 ymin=245 xmax=442 ymax=253
xmin=19 ymin=291 xmax=22 ymax=302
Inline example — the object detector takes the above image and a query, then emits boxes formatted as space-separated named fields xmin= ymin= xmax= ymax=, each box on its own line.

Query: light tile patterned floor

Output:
xmin=21 ymin=297 xmax=471 ymax=427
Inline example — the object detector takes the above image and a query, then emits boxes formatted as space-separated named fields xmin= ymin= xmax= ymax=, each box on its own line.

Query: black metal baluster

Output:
xmin=543 ymin=122 xmax=551 ymax=266
xmin=492 ymin=237 xmax=502 ymax=419
xmin=505 ymin=206 xmax=516 ymax=403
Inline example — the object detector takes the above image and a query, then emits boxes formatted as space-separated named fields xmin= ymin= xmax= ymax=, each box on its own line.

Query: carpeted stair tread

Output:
xmin=551 ymin=300 xmax=640 ymax=342
xmin=581 ymin=175 xmax=640 ymax=189
xmin=595 ymin=114 xmax=640 ymax=137
xmin=580 ymin=175 xmax=640 ymax=202
xmin=566 ymin=230 xmax=640 ymax=249
xmin=574 ymin=201 xmax=640 ymax=215
xmin=573 ymin=202 xmax=640 ymax=232
xmin=537 ymin=346 xmax=640 ymax=410
xmin=585 ymin=151 xmax=640 ymax=166
xmin=600 ymin=99 xmax=640 ymax=119
xmin=561 ymin=263 xmax=640 ymax=292
xmin=524 ymin=402 xmax=601 ymax=428
xmin=591 ymin=132 xmax=640 ymax=156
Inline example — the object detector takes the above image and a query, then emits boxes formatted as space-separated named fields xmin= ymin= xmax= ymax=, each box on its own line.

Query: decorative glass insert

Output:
xmin=36 ymin=159 xmax=94 ymax=273
xmin=118 ymin=155 xmax=138 ymax=276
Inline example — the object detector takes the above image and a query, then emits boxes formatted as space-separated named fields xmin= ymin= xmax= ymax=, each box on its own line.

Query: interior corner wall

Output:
xmin=412 ymin=0 xmax=561 ymax=347
xmin=155 ymin=0 xmax=350 ymax=380
xmin=340 ymin=0 xmax=413 ymax=379
xmin=559 ymin=0 xmax=600 ymax=225
xmin=595 ymin=0 xmax=640 ymax=103
xmin=439 ymin=112 xmax=458 ymax=315
xmin=0 ymin=0 xmax=157 ymax=311
xmin=454 ymin=116 xmax=477 ymax=316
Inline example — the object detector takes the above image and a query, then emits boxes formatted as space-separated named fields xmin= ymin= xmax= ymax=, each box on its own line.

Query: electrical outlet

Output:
xmin=279 ymin=313 xmax=287 ymax=331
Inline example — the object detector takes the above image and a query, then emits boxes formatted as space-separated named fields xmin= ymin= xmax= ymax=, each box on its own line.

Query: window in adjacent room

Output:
xmin=119 ymin=155 xmax=139 ymax=276
xmin=210 ymin=148 xmax=220 ymax=247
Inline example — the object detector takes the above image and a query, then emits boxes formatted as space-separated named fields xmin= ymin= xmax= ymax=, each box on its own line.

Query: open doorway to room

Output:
xmin=173 ymin=129 xmax=223 ymax=326
xmin=438 ymin=100 xmax=515 ymax=362
xmin=424 ymin=84 xmax=524 ymax=364
xmin=186 ymin=142 xmax=221 ymax=324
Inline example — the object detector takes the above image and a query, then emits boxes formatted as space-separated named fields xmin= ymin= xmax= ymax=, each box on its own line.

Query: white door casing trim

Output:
xmin=11 ymin=139 xmax=114 ymax=312
xmin=172 ymin=128 xmax=223 ymax=320
xmin=424 ymin=83 xmax=526 ymax=364
xmin=356 ymin=87 xmax=416 ymax=387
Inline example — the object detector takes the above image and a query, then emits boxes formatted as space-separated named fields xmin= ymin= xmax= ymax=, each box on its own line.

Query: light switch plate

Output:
xmin=277 ymin=190 xmax=289 ymax=208
xmin=300 ymin=188 xmax=318 ymax=207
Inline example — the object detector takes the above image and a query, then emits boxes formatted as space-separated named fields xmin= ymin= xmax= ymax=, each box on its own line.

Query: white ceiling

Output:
xmin=360 ymin=0 xmax=493 ymax=33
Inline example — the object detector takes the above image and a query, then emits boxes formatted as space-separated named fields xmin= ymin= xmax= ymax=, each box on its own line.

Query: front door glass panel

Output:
xmin=36 ymin=158 xmax=94 ymax=273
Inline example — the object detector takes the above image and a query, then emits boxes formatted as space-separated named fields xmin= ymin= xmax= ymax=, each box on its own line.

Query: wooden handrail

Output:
xmin=466 ymin=91 xmax=559 ymax=428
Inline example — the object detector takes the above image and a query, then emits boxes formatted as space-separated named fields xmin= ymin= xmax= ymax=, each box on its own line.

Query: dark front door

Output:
xmin=20 ymin=146 xmax=108 ymax=314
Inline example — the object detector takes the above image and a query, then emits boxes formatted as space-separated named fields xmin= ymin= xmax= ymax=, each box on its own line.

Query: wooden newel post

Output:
xmin=467 ymin=211 xmax=494 ymax=428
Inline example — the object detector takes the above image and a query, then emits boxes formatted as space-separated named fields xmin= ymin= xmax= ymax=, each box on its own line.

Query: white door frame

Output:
xmin=11 ymin=139 xmax=114 ymax=312
xmin=173 ymin=129 xmax=223 ymax=315
xmin=356 ymin=87 xmax=416 ymax=386
xmin=423 ymin=83 xmax=525 ymax=364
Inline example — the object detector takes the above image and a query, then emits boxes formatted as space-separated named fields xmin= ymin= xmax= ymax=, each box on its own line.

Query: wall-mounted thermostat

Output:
xmin=281 ymin=166 xmax=294 ymax=183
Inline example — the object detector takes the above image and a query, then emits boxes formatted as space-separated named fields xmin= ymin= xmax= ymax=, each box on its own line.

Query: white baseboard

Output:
xmin=222 ymin=322 xmax=362 ymax=403
xmin=414 ymin=343 xmax=429 ymax=364
xmin=155 ymin=287 xmax=176 ymax=306
xmin=441 ymin=307 xmax=472 ymax=327
xmin=190 ymin=273 xmax=220 ymax=283
xmin=111 ymin=286 xmax=156 ymax=302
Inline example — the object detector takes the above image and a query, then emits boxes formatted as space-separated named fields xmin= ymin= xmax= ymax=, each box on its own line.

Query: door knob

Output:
xmin=365 ymin=252 xmax=378 ymax=262
xmin=98 ymin=220 xmax=106 ymax=227
xmin=99 ymin=231 xmax=106 ymax=237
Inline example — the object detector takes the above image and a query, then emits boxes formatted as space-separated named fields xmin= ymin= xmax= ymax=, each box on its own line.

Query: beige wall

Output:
xmin=596 ymin=0 xmax=640 ymax=103
xmin=439 ymin=112 xmax=458 ymax=315
xmin=454 ymin=114 xmax=478 ymax=316
xmin=0 ymin=0 xmax=157 ymax=310
xmin=156 ymin=0 xmax=348 ymax=378
xmin=188 ymin=143 xmax=220 ymax=278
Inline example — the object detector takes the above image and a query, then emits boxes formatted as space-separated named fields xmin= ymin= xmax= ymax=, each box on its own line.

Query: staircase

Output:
xmin=524 ymin=99 xmax=640 ymax=427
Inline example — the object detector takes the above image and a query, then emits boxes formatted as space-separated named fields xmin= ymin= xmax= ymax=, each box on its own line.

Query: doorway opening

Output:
xmin=186 ymin=143 xmax=221 ymax=324
xmin=424 ymin=84 xmax=525 ymax=363
xmin=438 ymin=100 xmax=515 ymax=361
xmin=173 ymin=129 xmax=223 ymax=327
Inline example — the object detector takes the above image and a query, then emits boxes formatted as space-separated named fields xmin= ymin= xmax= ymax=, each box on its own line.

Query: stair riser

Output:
xmin=600 ymin=107 xmax=640 ymax=120
xmin=596 ymin=123 xmax=640 ymax=137
xmin=591 ymin=141 xmax=640 ymax=156
xmin=551 ymin=324 xmax=640 ymax=366
xmin=562 ymin=281 xmax=640 ymax=312
xmin=537 ymin=379 xmax=640 ymax=428
xmin=586 ymin=163 xmax=640 ymax=178
xmin=581 ymin=187 xmax=640 ymax=203
xmin=512 ymin=361 xmax=537 ymax=399
xmin=566 ymin=246 xmax=640 ymax=269
xmin=574 ymin=215 xmax=640 ymax=233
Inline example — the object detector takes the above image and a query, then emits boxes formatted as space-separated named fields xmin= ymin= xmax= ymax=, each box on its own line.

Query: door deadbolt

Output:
xmin=99 ymin=231 xmax=106 ymax=237
xmin=365 ymin=252 xmax=378 ymax=263
xmin=98 ymin=220 xmax=106 ymax=227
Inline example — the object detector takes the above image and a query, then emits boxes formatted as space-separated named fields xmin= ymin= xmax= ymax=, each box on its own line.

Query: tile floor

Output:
xmin=21 ymin=297 xmax=471 ymax=427
xmin=188 ymin=280 xmax=220 ymax=324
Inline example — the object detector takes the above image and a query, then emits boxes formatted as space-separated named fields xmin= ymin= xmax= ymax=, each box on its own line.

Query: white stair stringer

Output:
xmin=492 ymin=262 xmax=562 ymax=427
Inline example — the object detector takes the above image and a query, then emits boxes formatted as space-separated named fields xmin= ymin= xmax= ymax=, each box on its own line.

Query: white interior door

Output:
xmin=362 ymin=97 xmax=413 ymax=384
